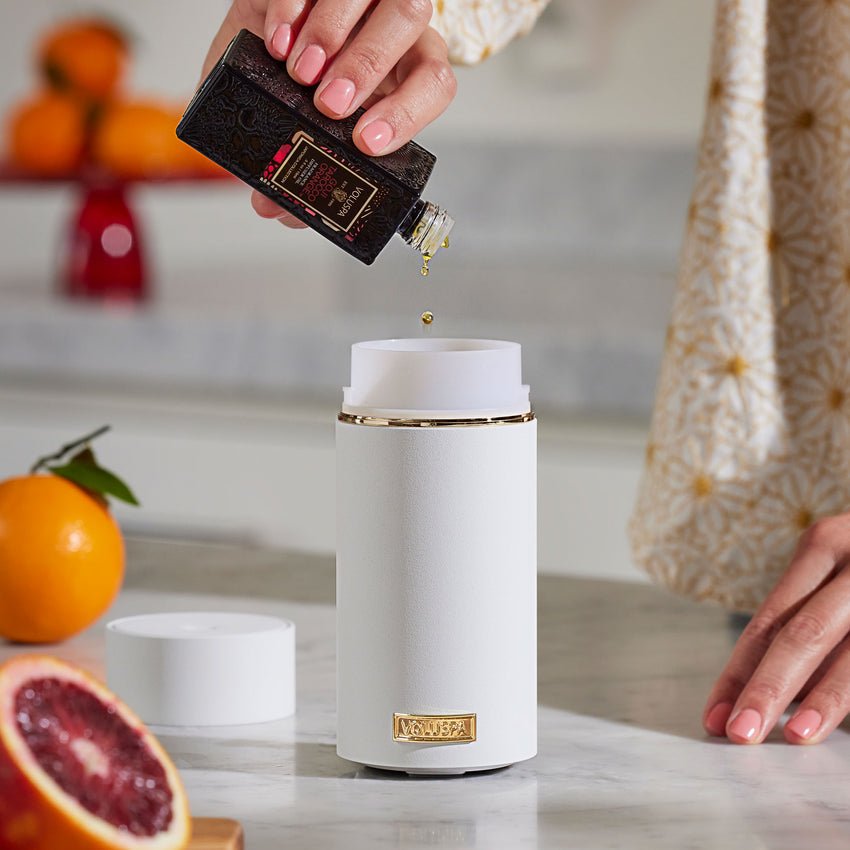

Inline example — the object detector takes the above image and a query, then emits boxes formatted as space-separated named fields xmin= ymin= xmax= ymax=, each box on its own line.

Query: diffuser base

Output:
xmin=402 ymin=763 xmax=512 ymax=776
xmin=354 ymin=758 xmax=526 ymax=776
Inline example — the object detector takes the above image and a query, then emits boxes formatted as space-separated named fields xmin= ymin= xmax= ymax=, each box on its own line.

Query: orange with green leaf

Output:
xmin=0 ymin=426 xmax=138 ymax=644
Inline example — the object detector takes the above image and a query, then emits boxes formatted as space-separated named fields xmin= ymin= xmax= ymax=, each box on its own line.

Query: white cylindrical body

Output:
xmin=336 ymin=339 xmax=537 ymax=774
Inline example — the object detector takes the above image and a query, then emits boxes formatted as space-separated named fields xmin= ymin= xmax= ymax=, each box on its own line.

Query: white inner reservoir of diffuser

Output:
xmin=341 ymin=338 xmax=531 ymax=420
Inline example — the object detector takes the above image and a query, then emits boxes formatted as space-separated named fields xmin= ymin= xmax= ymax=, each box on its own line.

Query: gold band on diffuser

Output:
xmin=338 ymin=411 xmax=535 ymax=428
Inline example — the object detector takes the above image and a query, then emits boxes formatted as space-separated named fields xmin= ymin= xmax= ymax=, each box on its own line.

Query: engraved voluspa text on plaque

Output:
xmin=393 ymin=713 xmax=477 ymax=743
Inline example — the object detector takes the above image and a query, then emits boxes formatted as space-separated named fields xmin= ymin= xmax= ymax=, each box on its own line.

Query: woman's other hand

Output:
xmin=202 ymin=0 xmax=456 ymax=229
xmin=703 ymin=514 xmax=850 ymax=744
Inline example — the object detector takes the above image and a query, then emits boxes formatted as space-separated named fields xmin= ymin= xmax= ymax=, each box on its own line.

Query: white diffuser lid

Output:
xmin=106 ymin=612 xmax=295 ymax=727
xmin=342 ymin=338 xmax=530 ymax=419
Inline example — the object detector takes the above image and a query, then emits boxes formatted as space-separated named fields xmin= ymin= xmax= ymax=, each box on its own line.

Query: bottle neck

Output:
xmin=398 ymin=200 xmax=455 ymax=259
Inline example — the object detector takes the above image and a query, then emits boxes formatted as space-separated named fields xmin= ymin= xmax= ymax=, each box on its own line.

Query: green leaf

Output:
xmin=34 ymin=427 xmax=140 ymax=507
xmin=48 ymin=458 xmax=140 ymax=506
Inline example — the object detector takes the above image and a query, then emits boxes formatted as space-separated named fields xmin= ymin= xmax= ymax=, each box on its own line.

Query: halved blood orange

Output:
xmin=0 ymin=655 xmax=190 ymax=850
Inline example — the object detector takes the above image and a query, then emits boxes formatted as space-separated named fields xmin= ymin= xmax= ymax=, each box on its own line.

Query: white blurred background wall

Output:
xmin=0 ymin=0 xmax=715 ymax=579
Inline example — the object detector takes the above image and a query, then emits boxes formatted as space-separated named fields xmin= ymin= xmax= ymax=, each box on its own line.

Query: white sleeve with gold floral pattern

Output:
xmin=629 ymin=0 xmax=850 ymax=613
xmin=430 ymin=0 xmax=551 ymax=65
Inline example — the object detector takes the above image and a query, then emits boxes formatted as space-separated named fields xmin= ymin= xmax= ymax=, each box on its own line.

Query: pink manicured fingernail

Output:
xmin=319 ymin=78 xmax=355 ymax=115
xmin=360 ymin=120 xmax=394 ymax=155
xmin=728 ymin=708 xmax=762 ymax=742
xmin=294 ymin=44 xmax=326 ymax=84
xmin=786 ymin=709 xmax=822 ymax=741
xmin=705 ymin=702 xmax=734 ymax=736
xmin=271 ymin=24 xmax=292 ymax=58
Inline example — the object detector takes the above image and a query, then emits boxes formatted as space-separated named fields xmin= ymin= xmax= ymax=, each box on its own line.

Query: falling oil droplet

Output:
xmin=420 ymin=311 xmax=434 ymax=326
xmin=441 ymin=236 xmax=450 ymax=249
xmin=420 ymin=254 xmax=432 ymax=277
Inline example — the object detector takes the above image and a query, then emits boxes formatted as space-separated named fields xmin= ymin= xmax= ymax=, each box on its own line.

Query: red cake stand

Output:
xmin=0 ymin=164 xmax=232 ymax=303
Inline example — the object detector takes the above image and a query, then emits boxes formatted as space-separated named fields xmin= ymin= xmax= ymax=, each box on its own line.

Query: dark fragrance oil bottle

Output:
xmin=177 ymin=29 xmax=453 ymax=267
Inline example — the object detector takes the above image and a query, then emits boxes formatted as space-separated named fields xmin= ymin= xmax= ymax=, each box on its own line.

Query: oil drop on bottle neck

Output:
xmin=399 ymin=201 xmax=455 ymax=277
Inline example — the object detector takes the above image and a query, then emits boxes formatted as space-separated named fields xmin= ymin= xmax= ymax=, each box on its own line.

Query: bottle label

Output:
xmin=268 ymin=135 xmax=377 ymax=232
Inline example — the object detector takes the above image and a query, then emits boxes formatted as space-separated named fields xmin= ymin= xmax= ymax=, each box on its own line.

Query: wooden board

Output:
xmin=189 ymin=818 xmax=244 ymax=850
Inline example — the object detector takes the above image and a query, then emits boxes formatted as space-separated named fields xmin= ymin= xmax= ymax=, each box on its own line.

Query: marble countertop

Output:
xmin=2 ymin=538 xmax=848 ymax=849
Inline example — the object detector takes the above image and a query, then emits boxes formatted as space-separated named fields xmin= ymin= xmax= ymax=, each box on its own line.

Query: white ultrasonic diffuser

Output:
xmin=336 ymin=339 xmax=537 ymax=774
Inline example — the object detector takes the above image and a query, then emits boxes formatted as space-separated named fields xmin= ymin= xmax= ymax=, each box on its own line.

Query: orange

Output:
xmin=0 ymin=655 xmax=190 ymax=849
xmin=6 ymin=91 xmax=87 ymax=176
xmin=39 ymin=19 xmax=127 ymax=101
xmin=92 ymin=100 xmax=219 ymax=177
xmin=0 ymin=475 xmax=124 ymax=643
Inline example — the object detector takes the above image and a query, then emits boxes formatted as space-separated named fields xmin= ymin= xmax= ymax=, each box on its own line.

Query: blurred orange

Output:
xmin=93 ymin=100 xmax=222 ymax=177
xmin=7 ymin=91 xmax=86 ymax=175
xmin=39 ymin=19 xmax=127 ymax=101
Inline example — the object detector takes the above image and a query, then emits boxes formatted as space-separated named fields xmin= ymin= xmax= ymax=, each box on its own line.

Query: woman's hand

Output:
xmin=202 ymin=0 xmax=456 ymax=229
xmin=703 ymin=514 xmax=850 ymax=744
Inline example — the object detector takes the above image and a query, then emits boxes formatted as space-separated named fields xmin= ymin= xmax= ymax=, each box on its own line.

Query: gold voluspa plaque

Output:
xmin=393 ymin=713 xmax=477 ymax=743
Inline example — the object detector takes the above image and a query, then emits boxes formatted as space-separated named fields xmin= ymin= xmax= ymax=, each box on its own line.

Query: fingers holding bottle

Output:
xmin=263 ymin=0 xmax=313 ymax=60
xmin=311 ymin=0 xmax=433 ymax=117
xmin=251 ymin=190 xmax=309 ymax=229
xmin=352 ymin=28 xmax=456 ymax=155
